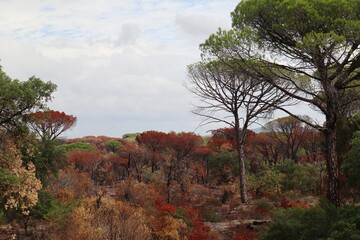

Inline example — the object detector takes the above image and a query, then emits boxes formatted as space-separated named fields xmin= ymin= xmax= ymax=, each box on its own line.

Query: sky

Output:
xmin=0 ymin=0 xmax=323 ymax=138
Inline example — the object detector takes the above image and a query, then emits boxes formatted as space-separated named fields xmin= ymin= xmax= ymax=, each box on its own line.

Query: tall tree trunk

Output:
xmin=324 ymin=122 xmax=340 ymax=206
xmin=237 ymin=144 xmax=248 ymax=204
xmin=322 ymin=77 xmax=341 ymax=206
xmin=235 ymin=115 xmax=248 ymax=204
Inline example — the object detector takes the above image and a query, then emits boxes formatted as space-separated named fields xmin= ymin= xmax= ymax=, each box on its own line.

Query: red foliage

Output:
xmin=136 ymin=131 xmax=168 ymax=172
xmin=108 ymin=153 xmax=128 ymax=165
xmin=248 ymin=132 xmax=284 ymax=165
xmin=208 ymin=128 xmax=236 ymax=152
xmin=117 ymin=142 xmax=150 ymax=176
xmin=28 ymin=110 xmax=77 ymax=140
xmin=136 ymin=131 xmax=203 ymax=161
xmin=186 ymin=207 xmax=217 ymax=240
xmin=67 ymin=151 xmax=100 ymax=173
xmin=232 ymin=226 xmax=258 ymax=240
xmin=136 ymin=131 xmax=168 ymax=152
xmin=263 ymin=116 xmax=321 ymax=163
xmin=164 ymin=132 xmax=203 ymax=160
xmin=208 ymin=128 xmax=254 ymax=153
xmin=280 ymin=198 xmax=309 ymax=209
xmin=155 ymin=203 xmax=177 ymax=214
xmin=194 ymin=146 xmax=212 ymax=156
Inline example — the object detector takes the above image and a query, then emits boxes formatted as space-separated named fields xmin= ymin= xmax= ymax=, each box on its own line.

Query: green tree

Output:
xmin=275 ymin=160 xmax=320 ymax=195
xmin=58 ymin=142 xmax=96 ymax=153
xmin=105 ymin=140 xmax=123 ymax=152
xmin=0 ymin=67 xmax=56 ymax=135
xmin=23 ymin=139 xmax=65 ymax=184
xmin=25 ymin=111 xmax=76 ymax=184
xmin=342 ymin=131 xmax=360 ymax=190
xmin=260 ymin=200 xmax=360 ymax=240
xmin=247 ymin=166 xmax=283 ymax=198
xmin=201 ymin=0 xmax=360 ymax=206
xmin=0 ymin=66 xmax=58 ymax=191
xmin=208 ymin=151 xmax=238 ymax=184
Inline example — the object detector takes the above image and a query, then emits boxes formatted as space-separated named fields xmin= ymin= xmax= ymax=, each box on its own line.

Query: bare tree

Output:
xmin=187 ymin=61 xmax=289 ymax=204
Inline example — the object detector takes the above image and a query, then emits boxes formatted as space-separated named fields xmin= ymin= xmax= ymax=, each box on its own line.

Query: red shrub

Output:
xmin=156 ymin=203 xmax=177 ymax=214
xmin=232 ymin=226 xmax=258 ymax=240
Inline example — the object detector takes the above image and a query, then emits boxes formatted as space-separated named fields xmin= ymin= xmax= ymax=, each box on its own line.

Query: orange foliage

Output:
xmin=208 ymin=128 xmax=254 ymax=153
xmin=186 ymin=207 xmax=217 ymax=240
xmin=136 ymin=131 xmax=168 ymax=152
xmin=248 ymin=132 xmax=284 ymax=165
xmin=57 ymin=197 xmax=152 ymax=240
xmin=28 ymin=110 xmax=76 ymax=140
xmin=280 ymin=198 xmax=310 ymax=209
xmin=165 ymin=132 xmax=203 ymax=154
xmin=57 ymin=188 xmax=75 ymax=203
xmin=66 ymin=151 xmax=100 ymax=173
xmin=155 ymin=203 xmax=177 ymax=214
xmin=48 ymin=166 xmax=93 ymax=201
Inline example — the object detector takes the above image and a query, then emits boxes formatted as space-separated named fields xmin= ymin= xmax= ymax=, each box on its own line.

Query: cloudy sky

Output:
xmin=0 ymin=0 xmax=322 ymax=138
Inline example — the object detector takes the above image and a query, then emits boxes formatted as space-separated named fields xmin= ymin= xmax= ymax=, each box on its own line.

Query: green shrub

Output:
xmin=260 ymin=200 xmax=360 ymax=240
xmin=329 ymin=205 xmax=360 ymax=240
xmin=31 ymin=190 xmax=76 ymax=229
xmin=275 ymin=160 xmax=319 ymax=195
xmin=208 ymin=151 xmax=238 ymax=184
xmin=122 ymin=133 xmax=140 ymax=142
xmin=172 ymin=207 xmax=192 ymax=226
xmin=58 ymin=142 xmax=96 ymax=153
xmin=247 ymin=166 xmax=283 ymax=197
xmin=105 ymin=140 xmax=122 ymax=152
xmin=342 ymin=131 xmax=360 ymax=189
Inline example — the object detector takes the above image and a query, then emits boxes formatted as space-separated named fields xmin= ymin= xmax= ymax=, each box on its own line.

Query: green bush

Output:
xmin=247 ymin=166 xmax=283 ymax=197
xmin=122 ymin=133 xmax=140 ymax=141
xmin=342 ymin=131 xmax=360 ymax=189
xmin=25 ymin=139 xmax=66 ymax=184
xmin=58 ymin=142 xmax=96 ymax=153
xmin=208 ymin=151 xmax=238 ymax=184
xmin=31 ymin=190 xmax=56 ymax=219
xmin=32 ymin=190 xmax=76 ymax=228
xmin=105 ymin=140 xmax=122 ymax=152
xmin=260 ymin=200 xmax=360 ymax=240
xmin=329 ymin=205 xmax=360 ymax=240
xmin=275 ymin=160 xmax=319 ymax=195
xmin=172 ymin=207 xmax=192 ymax=226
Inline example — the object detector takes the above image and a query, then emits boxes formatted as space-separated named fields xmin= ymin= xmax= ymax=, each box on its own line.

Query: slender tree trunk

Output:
xmin=324 ymin=123 xmax=340 ymax=206
xmin=235 ymin=115 xmax=248 ymax=204
xmin=237 ymin=144 xmax=248 ymax=204
xmin=321 ymin=77 xmax=341 ymax=206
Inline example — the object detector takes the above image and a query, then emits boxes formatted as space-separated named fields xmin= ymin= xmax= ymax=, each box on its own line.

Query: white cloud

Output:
xmin=0 ymin=0 xmax=243 ymax=138
xmin=115 ymin=23 xmax=141 ymax=46
xmin=175 ymin=14 xmax=225 ymax=37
